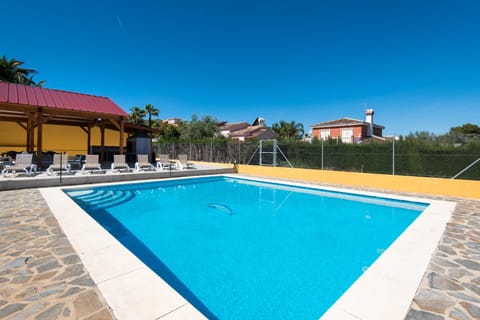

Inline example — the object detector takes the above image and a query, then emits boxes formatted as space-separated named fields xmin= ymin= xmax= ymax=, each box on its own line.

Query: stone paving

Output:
xmin=0 ymin=182 xmax=479 ymax=320
xmin=0 ymin=189 xmax=114 ymax=320
xmin=406 ymin=198 xmax=480 ymax=320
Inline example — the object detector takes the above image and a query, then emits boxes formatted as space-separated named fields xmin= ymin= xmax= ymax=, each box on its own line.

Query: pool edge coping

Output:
xmin=40 ymin=173 xmax=455 ymax=320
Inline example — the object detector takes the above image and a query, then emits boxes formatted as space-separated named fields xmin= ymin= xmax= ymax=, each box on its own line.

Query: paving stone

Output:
xmin=60 ymin=287 xmax=83 ymax=298
xmin=34 ymin=303 xmax=63 ymax=320
xmin=463 ymin=283 xmax=480 ymax=296
xmin=62 ymin=305 xmax=71 ymax=317
xmin=460 ymin=301 xmax=480 ymax=319
xmin=428 ymin=272 xmax=464 ymax=291
xmin=438 ymin=244 xmax=457 ymax=255
xmin=414 ymin=289 xmax=456 ymax=314
xmin=405 ymin=309 xmax=444 ymax=320
xmin=0 ymin=303 xmax=26 ymax=318
xmin=70 ymin=275 xmax=95 ymax=287
xmin=448 ymin=268 xmax=474 ymax=279
xmin=450 ymin=308 xmax=473 ymax=320
xmin=451 ymin=292 xmax=480 ymax=303
xmin=8 ymin=302 xmax=47 ymax=320
xmin=12 ymin=275 xmax=32 ymax=284
xmin=55 ymin=264 xmax=85 ymax=281
xmin=84 ymin=308 xmax=115 ymax=320
xmin=36 ymin=259 xmax=61 ymax=273
xmin=1 ymin=256 xmax=29 ymax=271
xmin=455 ymin=259 xmax=480 ymax=271
xmin=73 ymin=290 xmax=105 ymax=318
xmin=62 ymin=254 xmax=80 ymax=265
xmin=433 ymin=257 xmax=460 ymax=268
xmin=33 ymin=270 xmax=57 ymax=281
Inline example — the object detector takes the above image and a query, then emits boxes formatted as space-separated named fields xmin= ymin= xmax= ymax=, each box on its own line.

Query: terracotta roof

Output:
xmin=229 ymin=125 xmax=275 ymax=139
xmin=310 ymin=117 xmax=384 ymax=129
xmin=0 ymin=82 xmax=128 ymax=117
xmin=219 ymin=122 xmax=249 ymax=132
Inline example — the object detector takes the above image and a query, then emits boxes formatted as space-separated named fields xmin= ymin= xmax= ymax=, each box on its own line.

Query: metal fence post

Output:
xmin=392 ymin=137 xmax=395 ymax=176
xmin=210 ymin=141 xmax=213 ymax=162
xmin=321 ymin=139 xmax=324 ymax=170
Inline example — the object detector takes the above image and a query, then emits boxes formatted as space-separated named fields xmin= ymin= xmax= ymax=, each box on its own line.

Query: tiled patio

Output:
xmin=0 ymin=172 xmax=479 ymax=319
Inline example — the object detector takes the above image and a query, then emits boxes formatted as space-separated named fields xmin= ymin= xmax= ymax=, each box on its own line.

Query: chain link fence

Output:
xmin=154 ymin=140 xmax=480 ymax=180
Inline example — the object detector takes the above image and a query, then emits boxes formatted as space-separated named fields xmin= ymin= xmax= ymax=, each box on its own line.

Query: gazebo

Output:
xmin=0 ymin=82 xmax=148 ymax=167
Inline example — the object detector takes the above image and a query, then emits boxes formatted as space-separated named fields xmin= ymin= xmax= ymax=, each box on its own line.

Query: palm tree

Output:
xmin=0 ymin=55 xmax=45 ymax=87
xmin=271 ymin=120 xmax=304 ymax=140
xmin=144 ymin=104 xmax=159 ymax=127
xmin=128 ymin=106 xmax=146 ymax=124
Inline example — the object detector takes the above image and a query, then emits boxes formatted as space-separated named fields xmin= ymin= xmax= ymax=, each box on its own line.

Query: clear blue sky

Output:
xmin=3 ymin=0 xmax=480 ymax=136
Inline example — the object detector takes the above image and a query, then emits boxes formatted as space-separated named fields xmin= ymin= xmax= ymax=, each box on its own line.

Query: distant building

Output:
xmin=162 ymin=118 xmax=182 ymax=126
xmin=310 ymin=109 xmax=385 ymax=144
xmin=219 ymin=117 xmax=275 ymax=141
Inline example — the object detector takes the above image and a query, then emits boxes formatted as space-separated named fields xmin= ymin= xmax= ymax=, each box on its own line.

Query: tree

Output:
xmin=0 ymin=55 xmax=45 ymax=87
xmin=271 ymin=120 xmax=304 ymax=140
xmin=179 ymin=114 xmax=219 ymax=140
xmin=144 ymin=104 xmax=159 ymax=128
xmin=450 ymin=123 xmax=480 ymax=135
xmin=128 ymin=106 xmax=146 ymax=124
xmin=151 ymin=120 xmax=181 ymax=140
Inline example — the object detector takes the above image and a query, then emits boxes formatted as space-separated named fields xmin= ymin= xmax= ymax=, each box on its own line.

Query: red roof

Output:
xmin=0 ymin=82 xmax=128 ymax=117
xmin=310 ymin=117 xmax=384 ymax=129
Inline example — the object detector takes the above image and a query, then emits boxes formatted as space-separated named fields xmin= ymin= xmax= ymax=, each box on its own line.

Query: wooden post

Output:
xmin=100 ymin=124 xmax=105 ymax=162
xmin=87 ymin=124 xmax=91 ymax=154
xmin=119 ymin=118 xmax=124 ymax=155
xmin=36 ymin=110 xmax=43 ymax=167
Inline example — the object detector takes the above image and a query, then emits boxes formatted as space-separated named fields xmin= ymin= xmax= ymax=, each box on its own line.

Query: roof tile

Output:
xmin=0 ymin=82 xmax=128 ymax=116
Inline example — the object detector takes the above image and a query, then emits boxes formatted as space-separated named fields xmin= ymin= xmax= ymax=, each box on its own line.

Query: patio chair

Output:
xmin=135 ymin=154 xmax=155 ymax=171
xmin=81 ymin=154 xmax=103 ymax=174
xmin=177 ymin=154 xmax=196 ymax=170
xmin=156 ymin=154 xmax=175 ymax=171
xmin=111 ymin=154 xmax=131 ymax=172
xmin=46 ymin=153 xmax=71 ymax=175
xmin=2 ymin=153 xmax=37 ymax=177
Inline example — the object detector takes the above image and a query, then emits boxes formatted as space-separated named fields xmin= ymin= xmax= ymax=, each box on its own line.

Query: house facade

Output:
xmin=310 ymin=109 xmax=385 ymax=144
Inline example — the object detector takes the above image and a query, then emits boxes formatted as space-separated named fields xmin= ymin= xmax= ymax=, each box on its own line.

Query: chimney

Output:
xmin=365 ymin=109 xmax=374 ymax=137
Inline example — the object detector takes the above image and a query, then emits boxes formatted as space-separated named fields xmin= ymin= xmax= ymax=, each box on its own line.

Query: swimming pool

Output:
xmin=64 ymin=175 xmax=428 ymax=319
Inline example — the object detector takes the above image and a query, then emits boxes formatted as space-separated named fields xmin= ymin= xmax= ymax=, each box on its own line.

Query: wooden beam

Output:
xmin=16 ymin=121 xmax=27 ymax=130
xmin=108 ymin=118 xmax=121 ymax=130
xmin=80 ymin=126 xmax=88 ymax=134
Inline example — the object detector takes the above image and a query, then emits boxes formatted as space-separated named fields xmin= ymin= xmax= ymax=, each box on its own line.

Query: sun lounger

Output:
xmin=135 ymin=154 xmax=155 ymax=171
xmin=2 ymin=153 xmax=37 ymax=177
xmin=156 ymin=154 xmax=175 ymax=170
xmin=81 ymin=154 xmax=103 ymax=174
xmin=177 ymin=154 xmax=196 ymax=170
xmin=111 ymin=154 xmax=131 ymax=172
xmin=47 ymin=153 xmax=71 ymax=175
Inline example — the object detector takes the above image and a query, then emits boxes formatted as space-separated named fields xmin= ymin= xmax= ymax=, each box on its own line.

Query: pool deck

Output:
xmin=0 ymin=169 xmax=479 ymax=319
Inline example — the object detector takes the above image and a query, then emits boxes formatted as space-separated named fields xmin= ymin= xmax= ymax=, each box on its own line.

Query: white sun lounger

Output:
xmin=2 ymin=153 xmax=37 ymax=177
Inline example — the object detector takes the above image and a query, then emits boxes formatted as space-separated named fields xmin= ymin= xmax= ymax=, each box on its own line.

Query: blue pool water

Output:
xmin=65 ymin=176 xmax=427 ymax=319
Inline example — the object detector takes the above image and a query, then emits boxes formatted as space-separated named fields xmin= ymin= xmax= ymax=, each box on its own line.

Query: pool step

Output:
xmin=74 ymin=189 xmax=136 ymax=209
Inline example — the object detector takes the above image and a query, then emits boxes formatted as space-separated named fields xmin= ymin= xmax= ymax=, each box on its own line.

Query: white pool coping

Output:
xmin=40 ymin=174 xmax=455 ymax=320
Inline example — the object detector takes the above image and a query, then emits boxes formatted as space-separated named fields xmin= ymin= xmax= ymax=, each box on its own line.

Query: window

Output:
xmin=341 ymin=128 xmax=353 ymax=143
xmin=320 ymin=129 xmax=330 ymax=140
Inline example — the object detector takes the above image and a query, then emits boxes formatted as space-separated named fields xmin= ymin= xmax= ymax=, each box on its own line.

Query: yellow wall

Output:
xmin=0 ymin=121 xmax=126 ymax=155
xmin=236 ymin=164 xmax=480 ymax=199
